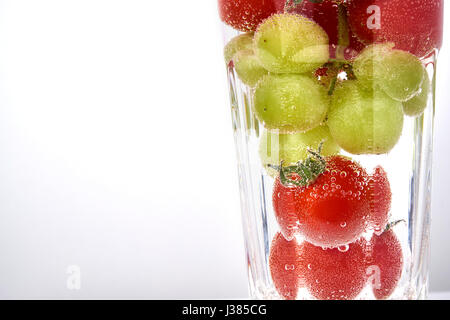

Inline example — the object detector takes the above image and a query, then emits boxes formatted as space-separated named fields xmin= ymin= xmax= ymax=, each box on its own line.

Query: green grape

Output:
xmin=259 ymin=125 xmax=340 ymax=177
xmin=403 ymin=70 xmax=431 ymax=117
xmin=233 ymin=50 xmax=268 ymax=87
xmin=254 ymin=74 xmax=329 ymax=133
xmin=254 ymin=13 xmax=329 ymax=74
xmin=352 ymin=43 xmax=392 ymax=83
xmin=328 ymin=81 xmax=404 ymax=155
xmin=223 ymin=33 xmax=254 ymax=64
xmin=354 ymin=44 xmax=424 ymax=102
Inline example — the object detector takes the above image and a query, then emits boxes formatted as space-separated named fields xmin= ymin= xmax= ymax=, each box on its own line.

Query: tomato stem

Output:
xmin=269 ymin=142 xmax=326 ymax=187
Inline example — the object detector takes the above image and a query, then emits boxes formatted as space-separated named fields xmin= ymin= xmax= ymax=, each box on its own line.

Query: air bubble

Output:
xmin=338 ymin=245 xmax=349 ymax=252
xmin=285 ymin=264 xmax=295 ymax=271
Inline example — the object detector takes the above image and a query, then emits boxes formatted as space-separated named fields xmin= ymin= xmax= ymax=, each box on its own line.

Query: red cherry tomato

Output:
xmin=347 ymin=0 xmax=444 ymax=57
xmin=363 ymin=229 xmax=403 ymax=299
xmin=218 ymin=0 xmax=276 ymax=32
xmin=299 ymin=241 xmax=367 ymax=300
xmin=345 ymin=28 xmax=366 ymax=60
xmin=367 ymin=166 xmax=392 ymax=234
xmin=269 ymin=232 xmax=304 ymax=300
xmin=273 ymin=156 xmax=371 ymax=248
xmin=272 ymin=177 xmax=301 ymax=241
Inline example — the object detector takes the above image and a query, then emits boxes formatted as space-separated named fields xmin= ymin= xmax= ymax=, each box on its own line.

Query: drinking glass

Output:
xmin=217 ymin=0 xmax=444 ymax=300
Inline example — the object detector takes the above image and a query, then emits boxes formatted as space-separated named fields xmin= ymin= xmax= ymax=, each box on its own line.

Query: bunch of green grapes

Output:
xmin=252 ymin=14 xmax=331 ymax=133
xmin=327 ymin=81 xmax=404 ymax=155
xmin=353 ymin=44 xmax=425 ymax=102
xmin=224 ymin=14 xmax=331 ymax=134
xmin=327 ymin=44 xmax=430 ymax=155
xmin=354 ymin=43 xmax=432 ymax=119
xmin=223 ymin=12 xmax=430 ymax=171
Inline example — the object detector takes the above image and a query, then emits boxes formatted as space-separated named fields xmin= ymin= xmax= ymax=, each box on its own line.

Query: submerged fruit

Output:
xmin=348 ymin=0 xmax=444 ymax=57
xmin=328 ymin=81 xmax=404 ymax=155
xmin=218 ymin=0 xmax=276 ymax=32
xmin=273 ymin=155 xmax=370 ymax=247
xmin=353 ymin=44 xmax=425 ymax=102
xmin=269 ymin=232 xmax=304 ymax=300
xmin=234 ymin=50 xmax=268 ymax=86
xmin=299 ymin=241 xmax=367 ymax=300
xmin=367 ymin=166 xmax=392 ymax=233
xmin=363 ymin=229 xmax=403 ymax=300
xmin=254 ymin=74 xmax=329 ymax=133
xmin=254 ymin=13 xmax=329 ymax=73
xmin=403 ymin=70 xmax=431 ymax=117
xmin=274 ymin=0 xmax=365 ymax=60
xmin=224 ymin=33 xmax=254 ymax=65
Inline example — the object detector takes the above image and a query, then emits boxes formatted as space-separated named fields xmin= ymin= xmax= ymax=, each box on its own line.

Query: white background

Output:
xmin=0 ymin=0 xmax=448 ymax=299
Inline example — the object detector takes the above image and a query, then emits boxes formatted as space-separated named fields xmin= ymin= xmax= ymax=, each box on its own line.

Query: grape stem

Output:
xmin=336 ymin=3 xmax=350 ymax=61
xmin=328 ymin=77 xmax=337 ymax=96
xmin=320 ymin=61 xmax=355 ymax=95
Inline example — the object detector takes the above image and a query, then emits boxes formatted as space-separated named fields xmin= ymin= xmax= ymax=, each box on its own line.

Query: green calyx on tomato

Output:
xmin=269 ymin=143 xmax=326 ymax=187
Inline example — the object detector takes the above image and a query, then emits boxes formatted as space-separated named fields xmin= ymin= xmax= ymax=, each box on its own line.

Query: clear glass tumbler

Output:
xmin=217 ymin=0 xmax=444 ymax=300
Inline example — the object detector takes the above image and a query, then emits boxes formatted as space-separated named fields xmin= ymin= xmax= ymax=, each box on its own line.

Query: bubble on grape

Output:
xmin=328 ymin=81 xmax=404 ymax=155
xmin=254 ymin=13 xmax=330 ymax=74
xmin=254 ymin=74 xmax=329 ymax=133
